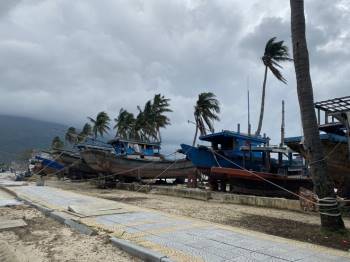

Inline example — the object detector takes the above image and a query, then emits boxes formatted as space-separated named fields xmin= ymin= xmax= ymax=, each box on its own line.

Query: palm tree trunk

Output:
xmin=290 ymin=0 xmax=344 ymax=230
xmin=192 ymin=125 xmax=199 ymax=146
xmin=255 ymin=66 xmax=268 ymax=136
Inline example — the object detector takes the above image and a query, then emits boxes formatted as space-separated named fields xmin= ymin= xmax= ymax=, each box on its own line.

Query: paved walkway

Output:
xmin=2 ymin=184 xmax=350 ymax=262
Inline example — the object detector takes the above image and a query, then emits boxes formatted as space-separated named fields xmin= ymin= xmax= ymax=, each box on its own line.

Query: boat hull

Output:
xmin=180 ymin=144 xmax=262 ymax=174
xmin=285 ymin=136 xmax=350 ymax=197
xmin=211 ymin=167 xmax=313 ymax=198
xmin=81 ymin=149 xmax=195 ymax=179
xmin=52 ymin=150 xmax=99 ymax=178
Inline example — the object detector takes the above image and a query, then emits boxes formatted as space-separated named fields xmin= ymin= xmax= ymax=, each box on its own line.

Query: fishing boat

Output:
xmin=285 ymin=96 xmax=350 ymax=197
xmin=51 ymin=149 xmax=98 ymax=179
xmin=79 ymin=138 xmax=195 ymax=182
xmin=180 ymin=130 xmax=312 ymax=197
xmin=31 ymin=152 xmax=65 ymax=176
xmin=285 ymin=133 xmax=350 ymax=197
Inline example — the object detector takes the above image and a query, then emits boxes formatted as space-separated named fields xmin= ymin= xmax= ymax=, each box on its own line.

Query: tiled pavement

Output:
xmin=4 ymin=185 xmax=350 ymax=262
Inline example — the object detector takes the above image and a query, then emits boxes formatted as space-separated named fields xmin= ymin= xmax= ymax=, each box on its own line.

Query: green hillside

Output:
xmin=0 ymin=115 xmax=67 ymax=164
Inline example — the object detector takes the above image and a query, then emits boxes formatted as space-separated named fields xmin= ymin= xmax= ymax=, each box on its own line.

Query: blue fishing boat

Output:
xmin=181 ymin=131 xmax=269 ymax=173
xmin=31 ymin=153 xmax=65 ymax=175
xmin=180 ymin=130 xmax=312 ymax=197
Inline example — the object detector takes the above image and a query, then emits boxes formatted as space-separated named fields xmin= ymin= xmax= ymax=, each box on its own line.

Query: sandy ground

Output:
xmin=46 ymin=179 xmax=350 ymax=251
xmin=0 ymin=205 xmax=139 ymax=262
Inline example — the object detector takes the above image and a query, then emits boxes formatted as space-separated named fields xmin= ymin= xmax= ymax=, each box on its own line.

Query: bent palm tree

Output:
xmin=51 ymin=136 xmax=64 ymax=149
xmin=290 ymin=0 xmax=345 ymax=230
xmin=88 ymin=112 xmax=111 ymax=138
xmin=114 ymin=108 xmax=135 ymax=139
xmin=65 ymin=127 xmax=77 ymax=145
xmin=136 ymin=102 xmax=158 ymax=141
xmin=152 ymin=94 xmax=172 ymax=142
xmin=255 ymin=37 xmax=292 ymax=136
xmin=78 ymin=123 xmax=92 ymax=142
xmin=192 ymin=92 xmax=220 ymax=146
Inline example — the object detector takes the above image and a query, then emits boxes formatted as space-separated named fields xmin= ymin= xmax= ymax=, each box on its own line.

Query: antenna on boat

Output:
xmin=247 ymin=77 xmax=251 ymax=136
xmin=280 ymin=100 xmax=285 ymax=147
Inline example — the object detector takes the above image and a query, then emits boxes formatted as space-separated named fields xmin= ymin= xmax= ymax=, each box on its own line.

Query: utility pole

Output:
xmin=247 ymin=88 xmax=251 ymax=136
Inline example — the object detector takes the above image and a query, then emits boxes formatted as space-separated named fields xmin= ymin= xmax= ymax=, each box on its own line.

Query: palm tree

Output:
xmin=290 ymin=0 xmax=344 ymax=230
xmin=88 ymin=111 xmax=111 ymax=138
xmin=192 ymin=92 xmax=220 ymax=146
xmin=136 ymin=102 xmax=158 ymax=141
xmin=51 ymin=136 xmax=64 ymax=149
xmin=152 ymin=94 xmax=172 ymax=141
xmin=78 ymin=123 xmax=92 ymax=142
xmin=65 ymin=127 xmax=77 ymax=145
xmin=255 ymin=37 xmax=292 ymax=136
xmin=114 ymin=108 xmax=135 ymax=139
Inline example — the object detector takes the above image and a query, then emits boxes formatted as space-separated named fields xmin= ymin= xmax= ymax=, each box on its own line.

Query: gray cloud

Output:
xmin=0 ymin=0 xmax=349 ymax=154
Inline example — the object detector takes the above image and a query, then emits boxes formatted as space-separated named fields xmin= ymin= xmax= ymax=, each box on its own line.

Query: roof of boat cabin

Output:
xmin=199 ymin=130 xmax=267 ymax=143
xmin=108 ymin=137 xmax=161 ymax=147
xmin=76 ymin=138 xmax=113 ymax=149
xmin=285 ymin=133 xmax=347 ymax=144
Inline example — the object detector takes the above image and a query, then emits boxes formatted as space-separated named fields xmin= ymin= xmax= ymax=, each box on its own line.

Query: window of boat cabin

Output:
xmin=211 ymin=138 xmax=237 ymax=150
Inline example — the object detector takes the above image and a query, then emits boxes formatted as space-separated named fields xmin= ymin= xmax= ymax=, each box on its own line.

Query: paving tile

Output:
xmin=7 ymin=185 xmax=350 ymax=262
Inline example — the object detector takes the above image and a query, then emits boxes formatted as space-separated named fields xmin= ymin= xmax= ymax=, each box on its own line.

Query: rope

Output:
xmin=308 ymin=142 xmax=342 ymax=166
xmin=318 ymin=197 xmax=341 ymax=217
xmin=209 ymin=148 xmax=221 ymax=168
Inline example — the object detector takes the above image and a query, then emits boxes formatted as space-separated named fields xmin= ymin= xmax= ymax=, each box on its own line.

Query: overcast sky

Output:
xmin=0 ymin=0 xmax=349 ymax=153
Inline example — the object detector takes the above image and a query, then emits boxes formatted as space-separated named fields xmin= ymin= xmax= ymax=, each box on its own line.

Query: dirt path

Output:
xmin=47 ymin=179 xmax=350 ymax=251
xmin=0 ymin=205 xmax=138 ymax=262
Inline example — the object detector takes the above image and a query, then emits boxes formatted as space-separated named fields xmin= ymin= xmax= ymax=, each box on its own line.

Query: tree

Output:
xmin=255 ymin=37 xmax=292 ymax=136
xmin=135 ymin=102 xmax=158 ymax=141
xmin=290 ymin=0 xmax=345 ymax=230
xmin=152 ymin=94 xmax=172 ymax=141
xmin=65 ymin=127 xmax=77 ymax=145
xmin=51 ymin=136 xmax=64 ymax=149
xmin=192 ymin=92 xmax=220 ymax=146
xmin=78 ymin=123 xmax=92 ymax=142
xmin=88 ymin=112 xmax=111 ymax=138
xmin=114 ymin=108 xmax=135 ymax=139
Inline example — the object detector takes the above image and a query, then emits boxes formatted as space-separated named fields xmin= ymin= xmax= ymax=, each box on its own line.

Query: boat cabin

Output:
xmin=108 ymin=138 xmax=162 ymax=160
xmin=199 ymin=130 xmax=267 ymax=158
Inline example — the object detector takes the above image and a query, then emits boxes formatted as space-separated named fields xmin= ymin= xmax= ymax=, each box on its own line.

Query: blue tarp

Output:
xmin=35 ymin=156 xmax=64 ymax=170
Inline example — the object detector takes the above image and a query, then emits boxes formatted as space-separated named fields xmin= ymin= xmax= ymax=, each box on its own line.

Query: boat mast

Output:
xmin=280 ymin=100 xmax=285 ymax=147
xmin=247 ymin=77 xmax=251 ymax=136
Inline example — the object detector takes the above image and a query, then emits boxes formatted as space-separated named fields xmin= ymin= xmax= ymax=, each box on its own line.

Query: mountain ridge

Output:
xmin=0 ymin=115 xmax=68 ymax=163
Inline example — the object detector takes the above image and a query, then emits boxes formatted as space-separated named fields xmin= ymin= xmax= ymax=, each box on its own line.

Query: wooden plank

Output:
xmin=0 ymin=219 xmax=27 ymax=230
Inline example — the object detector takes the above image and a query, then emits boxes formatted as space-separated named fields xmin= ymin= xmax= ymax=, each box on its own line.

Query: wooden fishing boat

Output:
xmin=79 ymin=138 xmax=195 ymax=181
xmin=51 ymin=149 xmax=98 ymax=179
xmin=285 ymin=134 xmax=350 ymax=197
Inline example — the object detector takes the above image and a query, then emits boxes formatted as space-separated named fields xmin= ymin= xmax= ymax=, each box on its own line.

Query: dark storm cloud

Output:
xmin=0 ymin=0 xmax=349 ymax=153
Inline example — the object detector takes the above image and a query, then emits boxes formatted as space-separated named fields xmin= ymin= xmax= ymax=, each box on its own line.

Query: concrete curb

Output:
xmin=0 ymin=185 xmax=19 ymax=198
xmin=1 ymin=186 xmax=97 ymax=236
xmin=29 ymin=202 xmax=54 ymax=216
xmin=110 ymin=237 xmax=173 ymax=262
xmin=64 ymin=219 xmax=97 ymax=236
